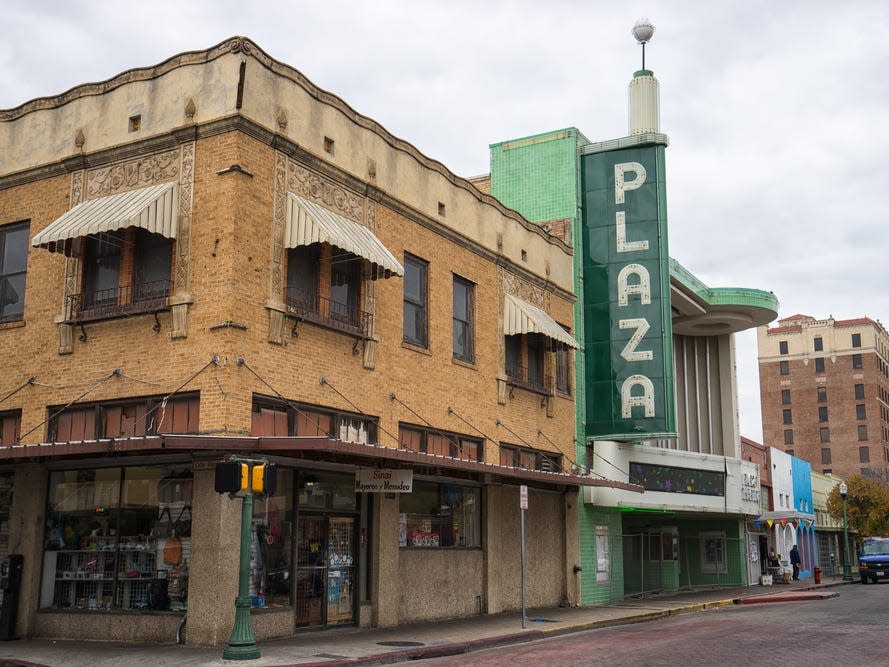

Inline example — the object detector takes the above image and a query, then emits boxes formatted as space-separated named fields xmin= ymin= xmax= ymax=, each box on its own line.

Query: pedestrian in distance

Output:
xmin=790 ymin=545 xmax=801 ymax=581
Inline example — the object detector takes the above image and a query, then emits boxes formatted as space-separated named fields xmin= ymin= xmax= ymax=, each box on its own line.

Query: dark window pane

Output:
xmin=403 ymin=255 xmax=428 ymax=347
xmin=781 ymin=389 xmax=791 ymax=404
xmin=814 ymin=337 xmax=823 ymax=352
xmin=821 ymin=448 xmax=831 ymax=465
xmin=820 ymin=427 xmax=830 ymax=443
xmin=855 ymin=384 xmax=865 ymax=400
xmin=857 ymin=404 xmax=867 ymax=420
xmin=817 ymin=386 xmax=827 ymax=402
xmin=860 ymin=446 xmax=870 ymax=463
xmin=0 ymin=221 xmax=29 ymax=321
xmin=779 ymin=341 xmax=788 ymax=355
xmin=783 ymin=409 xmax=792 ymax=425
xmin=818 ymin=406 xmax=829 ymax=422
xmin=853 ymin=354 xmax=863 ymax=369
xmin=783 ymin=429 xmax=794 ymax=445
xmin=329 ymin=249 xmax=360 ymax=322
xmin=83 ymin=232 xmax=122 ymax=306
xmin=286 ymin=245 xmax=319 ymax=312
xmin=858 ymin=425 xmax=869 ymax=442
xmin=779 ymin=361 xmax=789 ymax=375
xmin=852 ymin=333 xmax=861 ymax=348
xmin=134 ymin=229 xmax=173 ymax=296
xmin=452 ymin=277 xmax=474 ymax=362
xmin=814 ymin=357 xmax=825 ymax=373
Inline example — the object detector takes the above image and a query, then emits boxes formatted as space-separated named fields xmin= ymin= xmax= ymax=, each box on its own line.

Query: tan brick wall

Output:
xmin=1 ymin=129 xmax=576 ymax=467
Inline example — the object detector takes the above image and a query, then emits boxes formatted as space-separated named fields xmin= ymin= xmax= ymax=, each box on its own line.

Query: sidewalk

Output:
xmin=0 ymin=579 xmax=851 ymax=667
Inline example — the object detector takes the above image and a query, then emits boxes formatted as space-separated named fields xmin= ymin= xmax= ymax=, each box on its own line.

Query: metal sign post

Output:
xmin=520 ymin=485 xmax=528 ymax=629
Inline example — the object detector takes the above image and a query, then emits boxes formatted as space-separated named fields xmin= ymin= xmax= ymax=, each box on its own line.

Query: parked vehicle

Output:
xmin=859 ymin=537 xmax=889 ymax=584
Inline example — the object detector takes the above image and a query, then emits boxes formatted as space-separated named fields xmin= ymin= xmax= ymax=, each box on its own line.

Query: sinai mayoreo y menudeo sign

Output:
xmin=582 ymin=141 xmax=676 ymax=441
xmin=355 ymin=468 xmax=413 ymax=493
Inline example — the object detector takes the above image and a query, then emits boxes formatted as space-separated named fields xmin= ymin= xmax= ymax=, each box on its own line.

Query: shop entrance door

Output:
xmin=295 ymin=514 xmax=355 ymax=627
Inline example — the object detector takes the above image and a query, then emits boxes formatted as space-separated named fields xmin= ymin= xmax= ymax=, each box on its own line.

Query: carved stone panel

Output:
xmin=86 ymin=148 xmax=180 ymax=198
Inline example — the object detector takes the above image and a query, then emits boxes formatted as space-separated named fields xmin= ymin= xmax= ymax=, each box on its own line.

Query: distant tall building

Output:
xmin=758 ymin=314 xmax=889 ymax=479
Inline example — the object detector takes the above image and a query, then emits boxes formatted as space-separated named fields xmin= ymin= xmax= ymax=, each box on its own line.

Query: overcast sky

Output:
xmin=4 ymin=1 xmax=888 ymax=443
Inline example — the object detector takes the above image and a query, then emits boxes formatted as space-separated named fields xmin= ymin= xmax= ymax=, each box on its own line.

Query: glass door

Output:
xmin=295 ymin=514 xmax=355 ymax=627
xmin=295 ymin=515 xmax=326 ymax=626
xmin=326 ymin=517 xmax=355 ymax=625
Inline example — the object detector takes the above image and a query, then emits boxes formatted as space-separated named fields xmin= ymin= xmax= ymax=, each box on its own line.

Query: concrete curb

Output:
xmin=736 ymin=591 xmax=839 ymax=605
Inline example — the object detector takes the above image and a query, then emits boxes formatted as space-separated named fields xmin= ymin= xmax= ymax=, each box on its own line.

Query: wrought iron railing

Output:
xmin=285 ymin=287 xmax=372 ymax=338
xmin=66 ymin=280 xmax=172 ymax=322
xmin=505 ymin=362 xmax=551 ymax=395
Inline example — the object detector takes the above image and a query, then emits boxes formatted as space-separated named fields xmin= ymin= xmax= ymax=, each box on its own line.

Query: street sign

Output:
xmin=520 ymin=484 xmax=528 ymax=509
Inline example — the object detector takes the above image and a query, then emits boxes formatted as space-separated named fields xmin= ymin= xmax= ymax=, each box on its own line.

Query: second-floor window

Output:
xmin=403 ymin=254 xmax=428 ymax=347
xmin=0 ymin=221 xmax=29 ymax=323
xmin=0 ymin=410 xmax=21 ymax=446
xmin=452 ymin=276 xmax=475 ymax=362
xmin=286 ymin=244 xmax=368 ymax=335
xmin=31 ymin=182 xmax=180 ymax=323
xmin=506 ymin=333 xmax=547 ymax=393
xmin=251 ymin=396 xmax=378 ymax=444
xmin=48 ymin=394 xmax=199 ymax=441
xmin=77 ymin=229 xmax=173 ymax=320
xmin=499 ymin=443 xmax=563 ymax=473
xmin=398 ymin=424 xmax=482 ymax=462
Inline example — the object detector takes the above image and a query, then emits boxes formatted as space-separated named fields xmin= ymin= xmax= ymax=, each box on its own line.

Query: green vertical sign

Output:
xmin=581 ymin=142 xmax=676 ymax=440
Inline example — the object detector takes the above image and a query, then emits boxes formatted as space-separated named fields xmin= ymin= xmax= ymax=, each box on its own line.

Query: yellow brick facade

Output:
xmin=0 ymin=37 xmax=589 ymax=645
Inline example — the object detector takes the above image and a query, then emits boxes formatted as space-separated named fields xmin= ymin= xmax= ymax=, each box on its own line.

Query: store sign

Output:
xmin=355 ymin=468 xmax=413 ymax=493
xmin=581 ymin=142 xmax=676 ymax=440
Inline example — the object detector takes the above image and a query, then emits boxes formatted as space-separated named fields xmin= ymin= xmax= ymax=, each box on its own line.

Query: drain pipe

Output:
xmin=177 ymin=615 xmax=187 ymax=644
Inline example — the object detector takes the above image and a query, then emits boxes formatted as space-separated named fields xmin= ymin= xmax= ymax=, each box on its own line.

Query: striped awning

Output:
xmin=285 ymin=193 xmax=403 ymax=278
xmin=504 ymin=293 xmax=579 ymax=348
xmin=32 ymin=182 xmax=179 ymax=256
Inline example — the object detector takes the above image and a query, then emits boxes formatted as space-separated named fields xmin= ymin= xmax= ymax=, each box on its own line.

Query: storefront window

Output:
xmin=41 ymin=464 xmax=192 ymax=612
xmin=250 ymin=468 xmax=293 ymax=608
xmin=398 ymin=481 xmax=480 ymax=548
xmin=297 ymin=471 xmax=356 ymax=511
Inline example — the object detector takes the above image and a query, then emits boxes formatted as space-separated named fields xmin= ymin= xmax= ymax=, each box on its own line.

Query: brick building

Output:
xmin=0 ymin=37 xmax=637 ymax=646
xmin=758 ymin=314 xmax=889 ymax=479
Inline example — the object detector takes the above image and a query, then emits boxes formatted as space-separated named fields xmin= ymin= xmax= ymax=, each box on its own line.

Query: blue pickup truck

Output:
xmin=859 ymin=537 xmax=889 ymax=584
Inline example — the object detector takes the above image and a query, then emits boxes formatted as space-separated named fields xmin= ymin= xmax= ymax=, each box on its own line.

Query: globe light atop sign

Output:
xmin=632 ymin=18 xmax=655 ymax=70
xmin=632 ymin=18 xmax=655 ymax=44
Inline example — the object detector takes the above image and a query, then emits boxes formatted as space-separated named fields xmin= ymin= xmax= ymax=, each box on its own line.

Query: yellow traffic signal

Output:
xmin=214 ymin=461 xmax=249 ymax=493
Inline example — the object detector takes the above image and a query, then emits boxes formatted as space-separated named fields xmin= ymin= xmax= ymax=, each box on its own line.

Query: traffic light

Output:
xmin=215 ymin=461 xmax=249 ymax=493
xmin=251 ymin=464 xmax=277 ymax=495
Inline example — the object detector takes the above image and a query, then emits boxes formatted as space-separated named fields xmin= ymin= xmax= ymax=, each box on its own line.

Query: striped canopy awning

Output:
xmin=31 ymin=182 xmax=179 ymax=257
xmin=284 ymin=193 xmax=403 ymax=278
xmin=503 ymin=293 xmax=579 ymax=348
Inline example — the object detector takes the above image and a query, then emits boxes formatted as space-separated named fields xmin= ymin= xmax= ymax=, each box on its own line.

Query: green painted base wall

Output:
xmin=579 ymin=504 xmax=623 ymax=605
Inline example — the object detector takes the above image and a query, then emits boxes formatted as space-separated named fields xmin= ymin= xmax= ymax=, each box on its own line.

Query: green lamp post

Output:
xmin=840 ymin=482 xmax=853 ymax=583
xmin=223 ymin=485 xmax=260 ymax=660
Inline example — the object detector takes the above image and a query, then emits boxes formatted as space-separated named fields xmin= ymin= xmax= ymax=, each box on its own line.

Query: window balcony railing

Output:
xmin=66 ymin=280 xmax=172 ymax=323
xmin=505 ymin=362 xmax=552 ymax=395
xmin=285 ymin=287 xmax=373 ymax=338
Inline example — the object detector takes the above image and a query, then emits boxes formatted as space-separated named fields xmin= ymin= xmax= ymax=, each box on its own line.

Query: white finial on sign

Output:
xmin=632 ymin=18 xmax=655 ymax=71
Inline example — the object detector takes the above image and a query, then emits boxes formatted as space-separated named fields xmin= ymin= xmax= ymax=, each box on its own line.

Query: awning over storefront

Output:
xmin=285 ymin=193 xmax=404 ymax=278
xmin=0 ymin=435 xmax=642 ymax=493
xmin=503 ymin=293 xmax=579 ymax=348
xmin=753 ymin=510 xmax=816 ymax=529
xmin=31 ymin=182 xmax=179 ymax=256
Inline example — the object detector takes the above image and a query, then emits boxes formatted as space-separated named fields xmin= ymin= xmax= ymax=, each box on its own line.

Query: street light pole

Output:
xmin=840 ymin=482 xmax=853 ymax=583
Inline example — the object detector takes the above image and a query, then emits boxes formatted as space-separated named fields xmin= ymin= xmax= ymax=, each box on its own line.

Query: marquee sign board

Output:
xmin=581 ymin=141 xmax=676 ymax=441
